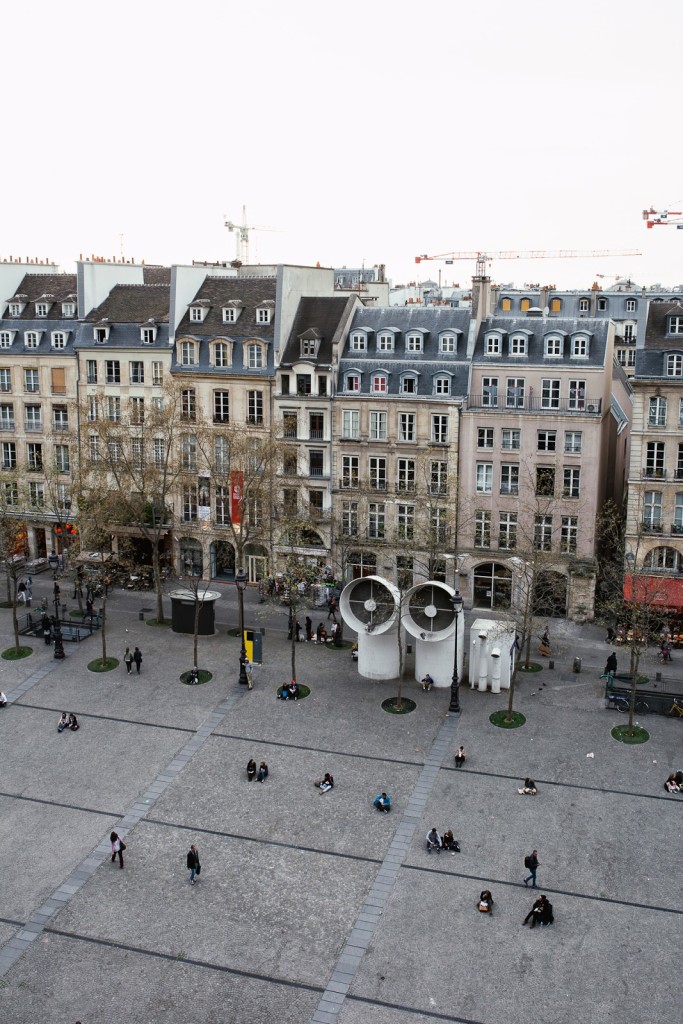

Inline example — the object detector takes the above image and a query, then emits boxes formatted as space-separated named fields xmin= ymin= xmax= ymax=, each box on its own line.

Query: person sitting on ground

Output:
xmin=426 ymin=827 xmax=442 ymax=853
xmin=518 ymin=777 xmax=537 ymax=795
xmin=454 ymin=746 xmax=466 ymax=768
xmin=278 ymin=684 xmax=289 ymax=700
xmin=675 ymin=770 xmax=683 ymax=787
xmin=539 ymin=896 xmax=554 ymax=926
xmin=421 ymin=673 xmax=434 ymax=692
xmin=0 ymin=691 xmax=7 ymax=707
xmin=57 ymin=712 xmax=69 ymax=733
xmin=664 ymin=773 xmax=680 ymax=793
xmin=256 ymin=761 xmax=269 ymax=783
xmin=605 ymin=626 xmax=615 ymax=643
xmin=68 ymin=713 xmax=80 ymax=731
xmin=287 ymin=680 xmax=299 ymax=701
xmin=442 ymin=829 xmax=460 ymax=852
xmin=316 ymin=772 xmax=334 ymax=793
xmin=351 ymin=642 xmax=358 ymax=661
xmin=523 ymin=893 xmax=553 ymax=928
xmin=477 ymin=890 xmax=494 ymax=914
xmin=247 ymin=758 xmax=257 ymax=781
xmin=373 ymin=792 xmax=391 ymax=813
xmin=316 ymin=623 xmax=327 ymax=645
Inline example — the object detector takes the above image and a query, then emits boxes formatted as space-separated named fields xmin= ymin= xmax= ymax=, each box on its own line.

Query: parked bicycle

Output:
xmin=665 ymin=697 xmax=683 ymax=718
xmin=606 ymin=693 xmax=649 ymax=714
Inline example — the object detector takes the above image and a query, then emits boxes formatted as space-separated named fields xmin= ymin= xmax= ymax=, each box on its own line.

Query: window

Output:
xmin=369 ymin=457 xmax=387 ymax=490
xmin=666 ymin=353 xmax=683 ymax=376
xmin=371 ymin=374 xmax=387 ymax=394
xmin=625 ymin=299 xmax=637 ymax=313
xmin=214 ymin=391 xmax=229 ymax=423
xmin=94 ymin=327 xmax=108 ymax=343
xmin=643 ymin=490 xmax=662 ymax=529
xmin=342 ymin=410 xmax=359 ymax=439
xmin=341 ymin=455 xmax=359 ymax=488
xmin=350 ymin=332 xmax=367 ymax=351
xmin=346 ymin=374 xmax=360 ymax=392
xmin=397 ymin=458 xmax=415 ymax=492
xmin=678 ymin=442 xmax=683 ymax=480
xmin=0 ymin=404 xmax=15 ymax=430
xmin=476 ymin=463 xmax=493 ymax=494
xmin=482 ymin=377 xmax=498 ymax=407
xmin=256 ymin=307 xmax=271 ymax=325
xmin=189 ymin=306 xmax=204 ymax=323
xmin=680 ymin=399 xmax=683 ymax=428
xmin=568 ymin=380 xmax=586 ymax=410
xmin=86 ymin=360 xmax=97 ymax=384
xmin=1 ymin=441 xmax=16 ymax=469
xmin=430 ymin=461 xmax=448 ymax=495
xmin=52 ymin=405 xmax=68 ymax=431
xmin=49 ymin=367 xmax=65 ymax=396
xmin=25 ymin=332 xmax=40 ymax=349
xmin=280 ymin=374 xmax=291 ymax=396
xmin=87 ymin=396 xmax=98 ymax=422
xmin=282 ymin=412 xmax=297 ymax=439
xmin=550 ymin=298 xmax=561 ymax=313
xmin=105 ymin=360 xmax=121 ymax=384
xmin=400 ymin=375 xmax=417 ymax=395
xmin=674 ymin=493 xmax=683 ymax=532
xmin=520 ymin=298 xmax=531 ymax=312
xmin=309 ymin=450 xmax=324 ymax=477
xmin=342 ymin=501 xmax=359 ymax=536
xmin=501 ymin=298 xmax=512 ymax=312
xmin=106 ymin=396 xmax=121 ymax=422
xmin=318 ymin=375 xmax=328 ymax=397
xmin=213 ymin=342 xmax=230 ymax=367
xmin=27 ymin=443 xmax=43 ymax=471
xmin=181 ymin=389 xmax=196 ymax=421
xmin=25 ymin=405 xmax=41 ymax=431
xmin=35 ymin=303 xmax=50 ymax=317
xmin=154 ymin=437 xmax=166 ymax=467
xmin=24 ymin=369 xmax=39 ymax=393
xmin=370 ymin=411 xmax=387 ymax=440
xmin=54 ymin=444 xmax=69 ymax=473
xmin=295 ymin=374 xmax=311 ymax=396
xmin=396 ymin=555 xmax=414 ymax=590
xmin=247 ymin=390 xmax=263 ymax=425
xmin=282 ymin=489 xmax=298 ymax=516
xmin=563 ymin=467 xmax=580 ymax=498
xmin=248 ymin=344 xmax=264 ymax=369
xmin=478 ymin=428 xmax=494 ymax=449
xmin=538 ymin=429 xmax=557 ymax=451
xmin=0 ymin=332 xmax=13 ymax=348
xmin=536 ymin=467 xmax=555 ymax=496
xmin=89 ymin=435 xmax=100 ymax=462
xmin=440 ymin=333 xmax=456 ymax=353
xmin=545 ymin=336 xmax=563 ymax=357
xmin=152 ymin=361 xmax=163 ymax=386
xmin=309 ymin=412 xmax=324 ymax=439
xmin=644 ymin=546 xmax=680 ymax=571
xmin=571 ymin=336 xmax=589 ymax=357
xmin=140 ymin=327 xmax=155 ymax=344
xmin=215 ymin=484 xmax=230 ymax=525
xmin=397 ymin=504 xmax=415 ymax=540
xmin=597 ymin=297 xmax=607 ymax=311
xmin=377 ymin=332 xmax=394 ymax=352
xmin=509 ymin=335 xmax=527 ymax=356
xmin=399 ymin=413 xmax=416 ymax=442
xmin=129 ymin=361 xmax=144 ymax=384
xmin=541 ymin=379 xmax=561 ymax=409
xmin=368 ymin=503 xmax=385 ymax=539
xmin=506 ymin=378 xmax=525 ymax=408
xmin=29 ymin=482 xmax=44 ymax=507
xmin=8 ymin=303 xmax=23 ymax=317
xmin=668 ymin=317 xmax=683 ymax=335
xmin=183 ymin=484 xmax=198 ymax=522
xmin=431 ymin=415 xmax=449 ymax=443
xmin=213 ymin=437 xmax=228 ymax=474
xmin=222 ymin=307 xmax=237 ymax=323
xmin=434 ymin=376 xmax=450 ymax=395
xmin=52 ymin=332 xmax=67 ymax=349
xmin=430 ymin=508 xmax=448 ymax=545
xmin=565 ymin=431 xmax=582 ymax=454
xmin=180 ymin=341 xmax=196 ymax=366
xmin=181 ymin=434 xmax=197 ymax=471
xmin=649 ymin=397 xmax=667 ymax=427
xmin=4 ymin=480 xmax=18 ymax=505
xmin=499 ymin=512 xmax=517 ymax=550
xmin=502 ymin=428 xmax=521 ymax=451
xmin=130 ymin=397 xmax=144 ymax=424
xmin=534 ymin=515 xmax=553 ymax=551
xmin=500 ymin=464 xmax=519 ymax=495
xmin=485 ymin=334 xmax=501 ymax=355
xmin=561 ymin=516 xmax=578 ymax=553
xmin=475 ymin=511 xmax=491 ymax=548
xmin=645 ymin=441 xmax=665 ymax=477
xmin=623 ymin=324 xmax=635 ymax=342
xmin=406 ymin=333 xmax=423 ymax=353
xmin=617 ymin=348 xmax=636 ymax=367
xmin=309 ymin=490 xmax=324 ymax=517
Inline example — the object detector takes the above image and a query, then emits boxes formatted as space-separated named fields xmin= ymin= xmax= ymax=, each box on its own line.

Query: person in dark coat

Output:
xmin=256 ymin=761 xmax=269 ymax=783
xmin=187 ymin=843 xmax=200 ymax=884
xmin=523 ymin=893 xmax=553 ymax=928
xmin=133 ymin=646 xmax=143 ymax=674
xmin=305 ymin=616 xmax=313 ymax=642
xmin=247 ymin=758 xmax=257 ymax=781
xmin=42 ymin=614 xmax=52 ymax=645
xmin=327 ymin=595 xmax=338 ymax=621
xmin=604 ymin=652 xmax=618 ymax=676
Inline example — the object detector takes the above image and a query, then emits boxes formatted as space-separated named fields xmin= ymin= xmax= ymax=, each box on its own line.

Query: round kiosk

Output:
xmin=169 ymin=589 xmax=221 ymax=635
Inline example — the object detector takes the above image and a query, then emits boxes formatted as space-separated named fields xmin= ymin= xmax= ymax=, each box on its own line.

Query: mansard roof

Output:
xmin=175 ymin=276 xmax=277 ymax=338
xmin=280 ymin=296 xmax=357 ymax=366
xmin=472 ymin=316 xmax=610 ymax=367
xmin=84 ymin=284 xmax=170 ymax=324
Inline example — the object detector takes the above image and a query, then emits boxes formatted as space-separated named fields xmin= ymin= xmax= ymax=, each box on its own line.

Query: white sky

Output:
xmin=4 ymin=0 xmax=683 ymax=290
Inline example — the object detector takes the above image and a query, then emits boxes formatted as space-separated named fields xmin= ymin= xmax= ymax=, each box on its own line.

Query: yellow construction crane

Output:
xmin=415 ymin=249 xmax=642 ymax=278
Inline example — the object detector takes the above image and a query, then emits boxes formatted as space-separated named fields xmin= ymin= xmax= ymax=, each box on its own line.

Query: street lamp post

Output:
xmin=235 ymin=567 xmax=248 ymax=686
xmin=449 ymin=589 xmax=464 ymax=713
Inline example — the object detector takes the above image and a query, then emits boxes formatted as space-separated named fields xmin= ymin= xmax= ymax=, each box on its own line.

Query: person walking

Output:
xmin=244 ymin=658 xmax=254 ymax=690
xmin=523 ymin=849 xmax=540 ymax=888
xmin=327 ymin=594 xmax=337 ymax=621
xmin=26 ymin=576 xmax=33 ymax=606
xmin=604 ymin=651 xmax=617 ymax=678
xmin=186 ymin=843 xmax=200 ymax=884
xmin=110 ymin=831 xmax=125 ymax=868
xmin=123 ymin=647 xmax=133 ymax=674
xmin=246 ymin=758 xmax=257 ymax=781
xmin=455 ymin=746 xmax=466 ymax=768
xmin=133 ymin=646 xmax=143 ymax=675
xmin=305 ymin=616 xmax=313 ymax=642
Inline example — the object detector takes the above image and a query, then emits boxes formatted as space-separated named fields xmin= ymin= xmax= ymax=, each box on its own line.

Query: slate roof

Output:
xmin=643 ymin=300 xmax=683 ymax=347
xmin=5 ymin=274 xmax=77 ymax=318
xmin=472 ymin=315 xmax=611 ymax=368
xmin=280 ymin=296 xmax=357 ymax=366
xmin=174 ymin=277 xmax=277 ymax=339
xmin=142 ymin=266 xmax=172 ymax=285
xmin=84 ymin=284 xmax=170 ymax=324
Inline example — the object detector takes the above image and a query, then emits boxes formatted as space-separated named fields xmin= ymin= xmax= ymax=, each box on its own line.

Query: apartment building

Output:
xmin=457 ymin=312 xmax=631 ymax=620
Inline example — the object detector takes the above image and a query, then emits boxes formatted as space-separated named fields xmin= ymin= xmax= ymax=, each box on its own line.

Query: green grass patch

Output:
xmin=490 ymin=709 xmax=526 ymax=729
xmin=87 ymin=657 xmax=120 ymax=673
xmin=0 ymin=600 xmax=14 ymax=609
xmin=382 ymin=697 xmax=416 ymax=715
xmin=276 ymin=683 xmax=311 ymax=700
xmin=323 ymin=640 xmax=353 ymax=651
xmin=69 ymin=609 xmax=86 ymax=618
xmin=180 ymin=669 xmax=213 ymax=685
xmin=1 ymin=646 xmax=33 ymax=661
xmin=611 ymin=724 xmax=650 ymax=744
xmin=518 ymin=663 xmax=543 ymax=673
xmin=145 ymin=618 xmax=172 ymax=627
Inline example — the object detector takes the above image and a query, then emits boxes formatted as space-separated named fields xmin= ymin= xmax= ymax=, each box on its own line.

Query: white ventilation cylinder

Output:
xmin=403 ymin=581 xmax=463 ymax=688
xmin=340 ymin=576 xmax=401 ymax=680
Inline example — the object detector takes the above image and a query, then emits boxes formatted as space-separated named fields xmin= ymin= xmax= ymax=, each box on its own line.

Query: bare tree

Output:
xmin=0 ymin=473 xmax=28 ymax=654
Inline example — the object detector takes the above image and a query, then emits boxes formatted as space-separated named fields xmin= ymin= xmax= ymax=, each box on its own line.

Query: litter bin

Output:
xmin=244 ymin=629 xmax=262 ymax=664
xmin=573 ymin=657 xmax=581 ymax=673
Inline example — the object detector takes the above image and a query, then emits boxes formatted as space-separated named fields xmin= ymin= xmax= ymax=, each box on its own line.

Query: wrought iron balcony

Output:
xmin=467 ymin=396 xmax=602 ymax=415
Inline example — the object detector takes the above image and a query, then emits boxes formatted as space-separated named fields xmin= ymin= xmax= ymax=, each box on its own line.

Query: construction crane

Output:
xmin=415 ymin=249 xmax=642 ymax=278
xmin=642 ymin=207 xmax=683 ymax=229
xmin=224 ymin=206 xmax=277 ymax=263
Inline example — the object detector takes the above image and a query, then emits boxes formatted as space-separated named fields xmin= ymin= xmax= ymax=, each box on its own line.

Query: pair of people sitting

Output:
xmin=57 ymin=712 xmax=79 ymax=732
xmin=664 ymin=772 xmax=682 ymax=793
xmin=518 ymin=777 xmax=537 ymax=795
xmin=315 ymin=772 xmax=334 ymax=793
xmin=426 ymin=827 xmax=460 ymax=853
xmin=373 ymin=792 xmax=391 ymax=813
xmin=278 ymin=681 xmax=299 ymax=701
xmin=0 ymin=691 xmax=7 ymax=708
xmin=523 ymin=893 xmax=554 ymax=928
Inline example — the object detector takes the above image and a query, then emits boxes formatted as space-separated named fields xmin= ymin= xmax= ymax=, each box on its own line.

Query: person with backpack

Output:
xmin=187 ymin=843 xmax=200 ymax=884
xmin=123 ymin=647 xmax=133 ymax=675
xmin=110 ymin=831 xmax=126 ymax=868
xmin=133 ymin=646 xmax=143 ymax=674
xmin=523 ymin=850 xmax=540 ymax=888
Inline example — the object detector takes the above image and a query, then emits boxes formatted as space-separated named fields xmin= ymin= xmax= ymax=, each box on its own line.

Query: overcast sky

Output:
xmin=5 ymin=0 xmax=682 ymax=290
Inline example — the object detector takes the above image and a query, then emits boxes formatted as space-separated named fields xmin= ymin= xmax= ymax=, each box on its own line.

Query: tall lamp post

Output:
xmin=449 ymin=589 xmax=464 ymax=713
xmin=235 ymin=567 xmax=248 ymax=686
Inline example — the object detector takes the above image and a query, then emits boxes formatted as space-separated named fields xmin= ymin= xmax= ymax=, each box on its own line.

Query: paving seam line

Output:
xmin=0 ymin=686 xmax=247 ymax=979
xmin=309 ymin=713 xmax=460 ymax=1024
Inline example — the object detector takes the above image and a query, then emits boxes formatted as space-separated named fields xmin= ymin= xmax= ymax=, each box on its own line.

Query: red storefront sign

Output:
xmin=624 ymin=574 xmax=683 ymax=611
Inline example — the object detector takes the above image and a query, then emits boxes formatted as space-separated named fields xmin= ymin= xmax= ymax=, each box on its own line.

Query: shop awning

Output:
xmin=624 ymin=574 xmax=683 ymax=610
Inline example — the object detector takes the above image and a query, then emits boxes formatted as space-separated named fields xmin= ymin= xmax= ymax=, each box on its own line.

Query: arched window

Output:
xmin=644 ymin=546 xmax=680 ymax=572
xmin=520 ymin=298 xmax=531 ymax=312
xmin=550 ymin=298 xmax=561 ymax=313
xmin=501 ymin=297 xmax=512 ymax=312
xmin=212 ymin=341 xmax=231 ymax=367
xmin=371 ymin=373 xmax=388 ymax=394
xmin=433 ymin=375 xmax=450 ymax=395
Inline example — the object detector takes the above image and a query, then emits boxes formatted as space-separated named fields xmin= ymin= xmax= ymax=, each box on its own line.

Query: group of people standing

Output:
xmin=123 ymin=646 xmax=143 ymax=674
xmin=246 ymin=759 xmax=269 ymax=782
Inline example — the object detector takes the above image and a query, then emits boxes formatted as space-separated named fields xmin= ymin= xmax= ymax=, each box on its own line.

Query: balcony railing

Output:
xmin=0 ymin=420 xmax=15 ymax=431
xmin=675 ymin=468 xmax=683 ymax=480
xmin=339 ymin=477 xmax=360 ymax=489
xmin=642 ymin=520 xmax=663 ymax=533
xmin=467 ymin=396 xmax=602 ymax=414
xmin=396 ymin=483 xmax=416 ymax=494
xmin=308 ymin=467 xmax=325 ymax=478
xmin=52 ymin=422 xmax=69 ymax=432
xmin=309 ymin=429 xmax=324 ymax=439
xmin=671 ymin=523 xmax=683 ymax=535
xmin=309 ymin=506 xmax=331 ymax=520
xmin=500 ymin=484 xmax=519 ymax=495
xmin=24 ymin=421 xmax=43 ymax=432
xmin=642 ymin=468 xmax=667 ymax=479
xmin=369 ymin=480 xmax=388 ymax=491
xmin=283 ymin=427 xmax=297 ymax=438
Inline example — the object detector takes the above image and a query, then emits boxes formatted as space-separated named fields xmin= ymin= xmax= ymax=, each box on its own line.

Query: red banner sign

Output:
xmin=231 ymin=471 xmax=244 ymax=526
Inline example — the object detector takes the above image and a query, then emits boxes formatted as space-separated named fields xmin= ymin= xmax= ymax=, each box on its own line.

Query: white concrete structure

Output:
xmin=468 ymin=618 xmax=516 ymax=690
xmin=402 ymin=581 xmax=462 ymax=688
xmin=340 ymin=576 xmax=401 ymax=681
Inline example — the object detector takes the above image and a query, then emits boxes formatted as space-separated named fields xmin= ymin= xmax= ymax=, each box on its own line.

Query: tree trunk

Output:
xmin=100 ymin=598 xmax=107 ymax=665
xmin=152 ymin=542 xmax=164 ymax=623
xmin=627 ymin=648 xmax=641 ymax=736
xmin=524 ymin=631 xmax=532 ymax=671
xmin=193 ymin=594 xmax=200 ymax=670
xmin=505 ymin=660 xmax=520 ymax=723
xmin=393 ymin=620 xmax=405 ymax=709
xmin=290 ymin=598 xmax=297 ymax=683
xmin=11 ymin=575 xmax=20 ymax=654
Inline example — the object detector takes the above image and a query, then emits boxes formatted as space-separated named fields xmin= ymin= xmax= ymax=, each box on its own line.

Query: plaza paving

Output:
xmin=0 ymin=579 xmax=681 ymax=1024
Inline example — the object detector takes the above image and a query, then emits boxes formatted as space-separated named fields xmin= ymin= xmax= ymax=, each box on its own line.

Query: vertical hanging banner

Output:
xmin=231 ymin=471 xmax=244 ymax=525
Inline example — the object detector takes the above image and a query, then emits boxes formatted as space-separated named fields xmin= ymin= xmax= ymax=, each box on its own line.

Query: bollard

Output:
xmin=549 ymin=659 xmax=555 ymax=670
xmin=572 ymin=657 xmax=581 ymax=673
xmin=139 ymin=611 xmax=145 ymax=621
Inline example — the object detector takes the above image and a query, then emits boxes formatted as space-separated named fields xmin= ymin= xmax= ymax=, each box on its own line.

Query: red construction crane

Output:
xmin=415 ymin=249 xmax=642 ymax=278
xmin=642 ymin=207 xmax=683 ymax=229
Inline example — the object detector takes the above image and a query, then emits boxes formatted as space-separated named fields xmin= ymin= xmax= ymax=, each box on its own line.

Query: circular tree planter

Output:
xmin=145 ymin=618 xmax=172 ymax=628
xmin=275 ymin=684 xmax=311 ymax=700
xmin=323 ymin=641 xmax=354 ymax=652
xmin=2 ymin=646 xmax=33 ymax=661
xmin=180 ymin=669 xmax=213 ymax=685
xmin=518 ymin=663 xmax=543 ymax=673
xmin=0 ymin=601 xmax=15 ymax=609
xmin=382 ymin=697 xmax=416 ymax=715
xmin=70 ymin=609 xmax=86 ymax=619
xmin=490 ymin=709 xmax=526 ymax=729
xmin=611 ymin=724 xmax=649 ymax=745
xmin=87 ymin=657 xmax=120 ymax=673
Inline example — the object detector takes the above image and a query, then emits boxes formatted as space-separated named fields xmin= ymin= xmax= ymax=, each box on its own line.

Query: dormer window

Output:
xmin=35 ymin=302 xmax=50 ymax=317
xmin=550 ymin=298 xmax=562 ymax=313
xmin=439 ymin=332 xmax=457 ymax=353
xmin=212 ymin=341 xmax=232 ymax=367
xmin=8 ymin=302 xmax=24 ymax=317
xmin=301 ymin=337 xmax=319 ymax=358
xmin=578 ymin=298 xmax=590 ymax=312
xmin=94 ymin=325 xmax=109 ymax=343
xmin=520 ymin=298 xmax=532 ymax=312
xmin=345 ymin=373 xmax=360 ymax=392
xmin=350 ymin=332 xmax=367 ymax=352
xmin=597 ymin=297 xmax=607 ymax=311
xmin=180 ymin=340 xmax=197 ymax=365
xmin=434 ymin=375 xmax=451 ymax=396
xmin=223 ymin=308 xmax=236 ymax=323
xmin=256 ymin=307 xmax=272 ymax=325
xmin=406 ymin=332 xmax=424 ymax=353
xmin=377 ymin=332 xmax=394 ymax=352
xmin=668 ymin=315 xmax=683 ymax=335
xmin=139 ymin=326 xmax=156 ymax=344
xmin=571 ymin=335 xmax=589 ymax=358
xmin=544 ymin=335 xmax=564 ymax=357
xmin=501 ymin=297 xmax=512 ymax=312
xmin=25 ymin=331 xmax=41 ymax=349
xmin=400 ymin=374 xmax=417 ymax=395
xmin=62 ymin=302 xmax=75 ymax=318
xmin=509 ymin=334 xmax=528 ymax=356
xmin=51 ymin=331 xmax=67 ymax=349
xmin=666 ymin=353 xmax=683 ymax=376
xmin=371 ymin=373 xmax=388 ymax=394
xmin=189 ymin=305 xmax=207 ymax=323
xmin=0 ymin=331 xmax=15 ymax=348
xmin=485 ymin=334 xmax=502 ymax=355
xmin=247 ymin=343 xmax=264 ymax=369
xmin=625 ymin=299 xmax=637 ymax=313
